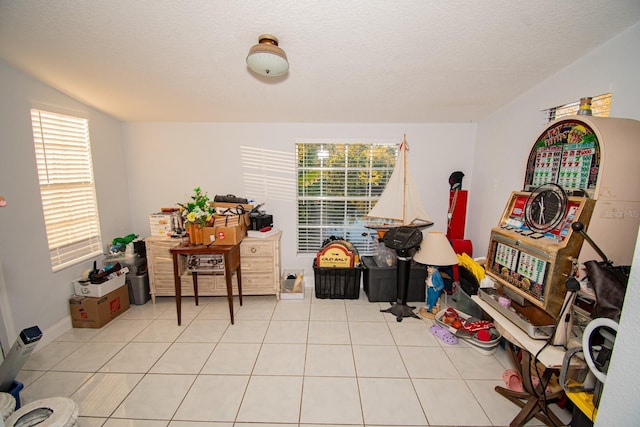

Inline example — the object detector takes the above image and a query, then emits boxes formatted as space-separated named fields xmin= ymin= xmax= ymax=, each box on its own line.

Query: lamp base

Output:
xmin=381 ymin=301 xmax=420 ymax=322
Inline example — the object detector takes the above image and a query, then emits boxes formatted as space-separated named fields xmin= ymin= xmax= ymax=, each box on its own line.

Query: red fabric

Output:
xmin=450 ymin=239 xmax=473 ymax=257
xmin=447 ymin=190 xmax=468 ymax=239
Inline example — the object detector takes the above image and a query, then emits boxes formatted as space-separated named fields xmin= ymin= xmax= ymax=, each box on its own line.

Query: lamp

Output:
xmin=246 ymin=34 xmax=289 ymax=77
xmin=413 ymin=231 xmax=459 ymax=266
xmin=413 ymin=231 xmax=459 ymax=318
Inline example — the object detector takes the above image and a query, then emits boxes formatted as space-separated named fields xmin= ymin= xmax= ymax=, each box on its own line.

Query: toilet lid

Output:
xmin=5 ymin=397 xmax=78 ymax=427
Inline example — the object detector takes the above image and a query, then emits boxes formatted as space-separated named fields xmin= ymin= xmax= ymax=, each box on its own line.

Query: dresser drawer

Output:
xmin=181 ymin=273 xmax=240 ymax=295
xmin=241 ymin=240 xmax=275 ymax=257
xmin=148 ymin=238 xmax=180 ymax=255
xmin=241 ymin=257 xmax=275 ymax=272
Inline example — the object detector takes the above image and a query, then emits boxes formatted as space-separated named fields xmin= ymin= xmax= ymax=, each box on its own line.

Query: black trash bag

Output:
xmin=584 ymin=260 xmax=630 ymax=322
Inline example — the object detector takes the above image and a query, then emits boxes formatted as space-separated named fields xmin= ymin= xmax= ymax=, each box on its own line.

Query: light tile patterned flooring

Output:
xmin=16 ymin=289 xmax=570 ymax=426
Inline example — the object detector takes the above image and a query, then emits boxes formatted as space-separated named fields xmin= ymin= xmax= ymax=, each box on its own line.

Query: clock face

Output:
xmin=524 ymin=183 xmax=568 ymax=233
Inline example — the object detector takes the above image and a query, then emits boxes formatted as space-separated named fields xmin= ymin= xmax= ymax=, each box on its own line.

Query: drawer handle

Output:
xmin=251 ymin=247 xmax=257 ymax=253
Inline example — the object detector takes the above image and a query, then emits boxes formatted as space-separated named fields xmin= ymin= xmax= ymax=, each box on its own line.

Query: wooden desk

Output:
xmin=472 ymin=295 xmax=566 ymax=427
xmin=170 ymin=242 xmax=242 ymax=325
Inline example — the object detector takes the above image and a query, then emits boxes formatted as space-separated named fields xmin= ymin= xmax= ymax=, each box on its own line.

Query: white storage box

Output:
xmin=149 ymin=213 xmax=173 ymax=237
xmin=281 ymin=270 xmax=304 ymax=300
xmin=73 ymin=269 xmax=128 ymax=298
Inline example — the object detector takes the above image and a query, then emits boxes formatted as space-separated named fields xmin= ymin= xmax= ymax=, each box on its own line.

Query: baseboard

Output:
xmin=33 ymin=316 xmax=73 ymax=353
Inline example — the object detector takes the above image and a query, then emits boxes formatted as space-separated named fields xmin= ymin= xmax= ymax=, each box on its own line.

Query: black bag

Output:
xmin=214 ymin=194 xmax=248 ymax=204
xmin=584 ymin=260 xmax=630 ymax=322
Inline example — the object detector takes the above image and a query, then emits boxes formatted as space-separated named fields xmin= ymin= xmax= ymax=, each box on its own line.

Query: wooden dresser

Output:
xmin=145 ymin=231 xmax=282 ymax=302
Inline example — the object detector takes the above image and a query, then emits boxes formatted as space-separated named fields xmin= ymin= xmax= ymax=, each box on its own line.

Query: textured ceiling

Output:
xmin=1 ymin=0 xmax=639 ymax=123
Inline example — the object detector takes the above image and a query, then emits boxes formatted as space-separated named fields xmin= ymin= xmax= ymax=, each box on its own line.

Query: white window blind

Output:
xmin=297 ymin=142 xmax=397 ymax=255
xmin=31 ymin=109 xmax=103 ymax=272
xmin=544 ymin=93 xmax=612 ymax=123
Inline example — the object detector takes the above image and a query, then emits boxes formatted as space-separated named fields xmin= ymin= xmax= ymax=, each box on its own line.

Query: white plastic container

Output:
xmin=281 ymin=270 xmax=304 ymax=300
xmin=73 ymin=268 xmax=128 ymax=297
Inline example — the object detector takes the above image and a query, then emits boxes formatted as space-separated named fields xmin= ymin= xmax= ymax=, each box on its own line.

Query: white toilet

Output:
xmin=3 ymin=397 xmax=78 ymax=427
xmin=0 ymin=392 xmax=16 ymax=421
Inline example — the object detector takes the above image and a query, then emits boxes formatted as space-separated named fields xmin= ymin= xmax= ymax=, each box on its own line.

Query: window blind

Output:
xmin=296 ymin=142 xmax=397 ymax=255
xmin=31 ymin=109 xmax=103 ymax=272
xmin=544 ymin=93 xmax=612 ymax=123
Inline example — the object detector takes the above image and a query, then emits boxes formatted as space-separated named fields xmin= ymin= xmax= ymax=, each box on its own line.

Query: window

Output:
xmin=31 ymin=109 xmax=102 ymax=272
xmin=544 ymin=93 xmax=612 ymax=123
xmin=296 ymin=142 xmax=397 ymax=255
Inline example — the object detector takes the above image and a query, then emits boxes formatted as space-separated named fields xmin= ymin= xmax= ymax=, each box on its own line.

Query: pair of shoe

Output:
xmin=502 ymin=369 xmax=551 ymax=394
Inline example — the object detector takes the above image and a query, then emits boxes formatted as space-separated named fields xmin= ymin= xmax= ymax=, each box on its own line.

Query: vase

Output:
xmin=187 ymin=223 xmax=205 ymax=245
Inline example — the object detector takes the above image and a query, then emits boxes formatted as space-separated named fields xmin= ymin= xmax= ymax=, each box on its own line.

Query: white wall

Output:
xmin=122 ymin=122 xmax=477 ymax=279
xmin=0 ymin=61 xmax=131 ymax=351
xmin=468 ymin=22 xmax=640 ymax=257
xmin=468 ymin=22 xmax=640 ymax=425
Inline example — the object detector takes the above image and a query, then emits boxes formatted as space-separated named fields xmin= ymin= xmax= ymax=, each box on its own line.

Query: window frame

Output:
xmin=31 ymin=108 xmax=103 ymax=272
xmin=543 ymin=93 xmax=612 ymax=123
xmin=296 ymin=140 xmax=397 ymax=255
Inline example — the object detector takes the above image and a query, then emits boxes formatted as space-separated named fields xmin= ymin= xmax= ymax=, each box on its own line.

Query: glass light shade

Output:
xmin=246 ymin=34 xmax=289 ymax=77
xmin=413 ymin=231 xmax=459 ymax=266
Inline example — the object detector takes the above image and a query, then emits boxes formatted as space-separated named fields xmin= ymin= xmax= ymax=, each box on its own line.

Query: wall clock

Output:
xmin=524 ymin=183 xmax=568 ymax=233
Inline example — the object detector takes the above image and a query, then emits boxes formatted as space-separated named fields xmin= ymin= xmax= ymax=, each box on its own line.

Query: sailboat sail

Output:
xmin=367 ymin=136 xmax=432 ymax=227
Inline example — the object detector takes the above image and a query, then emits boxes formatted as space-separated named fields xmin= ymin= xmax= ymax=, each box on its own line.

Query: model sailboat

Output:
xmin=367 ymin=135 xmax=433 ymax=235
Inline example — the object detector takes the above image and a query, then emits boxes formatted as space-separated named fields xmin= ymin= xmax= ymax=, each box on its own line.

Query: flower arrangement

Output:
xmin=178 ymin=187 xmax=214 ymax=227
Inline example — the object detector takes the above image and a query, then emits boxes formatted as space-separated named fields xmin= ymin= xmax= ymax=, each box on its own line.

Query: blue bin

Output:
xmin=8 ymin=380 xmax=23 ymax=409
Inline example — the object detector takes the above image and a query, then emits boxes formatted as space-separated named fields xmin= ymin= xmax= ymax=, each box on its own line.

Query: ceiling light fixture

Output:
xmin=246 ymin=34 xmax=289 ymax=77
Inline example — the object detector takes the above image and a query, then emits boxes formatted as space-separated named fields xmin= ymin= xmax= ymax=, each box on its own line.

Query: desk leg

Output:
xmin=192 ymin=272 xmax=199 ymax=306
xmin=224 ymin=254 xmax=235 ymax=325
xmin=237 ymin=264 xmax=243 ymax=307
xmin=172 ymin=252 xmax=182 ymax=326
xmin=496 ymin=344 xmax=565 ymax=427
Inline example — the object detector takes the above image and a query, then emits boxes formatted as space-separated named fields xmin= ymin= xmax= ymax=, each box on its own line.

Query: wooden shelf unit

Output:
xmin=146 ymin=231 xmax=282 ymax=302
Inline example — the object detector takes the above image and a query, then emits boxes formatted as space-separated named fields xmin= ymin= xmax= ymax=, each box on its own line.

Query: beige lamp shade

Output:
xmin=413 ymin=231 xmax=458 ymax=266
xmin=246 ymin=34 xmax=289 ymax=77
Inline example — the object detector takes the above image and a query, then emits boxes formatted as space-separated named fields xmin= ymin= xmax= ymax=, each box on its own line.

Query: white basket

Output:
xmin=73 ymin=269 xmax=127 ymax=298
xmin=281 ymin=270 xmax=304 ymax=300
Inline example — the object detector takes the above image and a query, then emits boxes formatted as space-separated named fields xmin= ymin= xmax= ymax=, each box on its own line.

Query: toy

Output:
xmin=419 ymin=265 xmax=444 ymax=318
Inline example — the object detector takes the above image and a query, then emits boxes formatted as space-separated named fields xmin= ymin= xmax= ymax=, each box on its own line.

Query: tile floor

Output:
xmin=16 ymin=289 xmax=571 ymax=427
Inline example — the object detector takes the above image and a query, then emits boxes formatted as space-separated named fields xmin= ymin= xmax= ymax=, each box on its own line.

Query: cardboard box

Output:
xmin=73 ymin=268 xmax=128 ymax=297
xmin=203 ymin=214 xmax=250 ymax=245
xmin=203 ymin=222 xmax=247 ymax=245
xmin=69 ymin=285 xmax=130 ymax=328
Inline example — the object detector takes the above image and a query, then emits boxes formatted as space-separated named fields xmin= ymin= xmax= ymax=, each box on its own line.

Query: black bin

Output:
xmin=313 ymin=260 xmax=362 ymax=299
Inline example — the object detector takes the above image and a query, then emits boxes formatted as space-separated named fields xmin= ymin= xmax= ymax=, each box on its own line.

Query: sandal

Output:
xmin=502 ymin=369 xmax=552 ymax=394
xmin=430 ymin=324 xmax=458 ymax=345
xmin=502 ymin=368 xmax=524 ymax=392
xmin=531 ymin=376 xmax=552 ymax=395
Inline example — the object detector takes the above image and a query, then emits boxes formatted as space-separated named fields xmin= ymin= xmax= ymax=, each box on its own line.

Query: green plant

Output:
xmin=178 ymin=187 xmax=214 ymax=226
